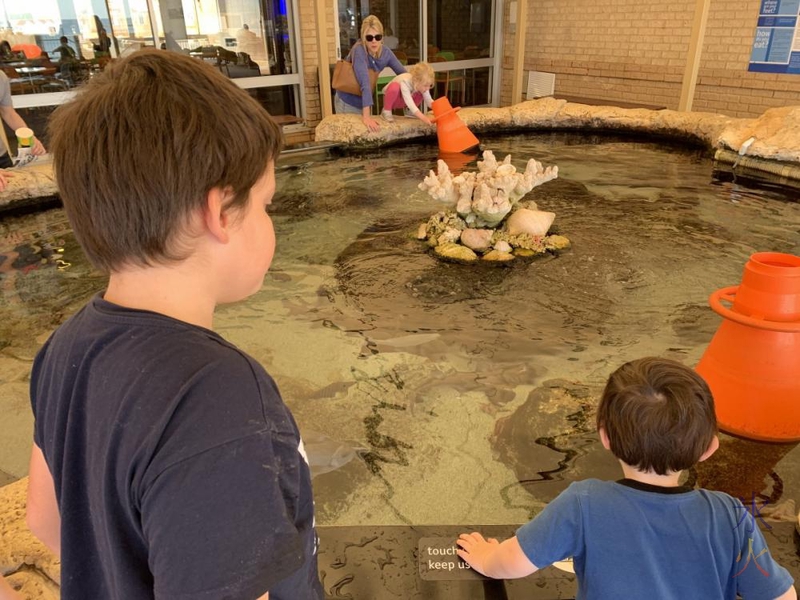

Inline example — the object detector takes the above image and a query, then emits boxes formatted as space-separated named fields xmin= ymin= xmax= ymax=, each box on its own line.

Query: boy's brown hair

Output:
xmin=596 ymin=357 xmax=717 ymax=475
xmin=48 ymin=48 xmax=282 ymax=273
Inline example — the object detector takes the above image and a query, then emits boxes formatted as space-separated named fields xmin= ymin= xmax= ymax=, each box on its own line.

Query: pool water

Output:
xmin=1 ymin=132 xmax=799 ymax=530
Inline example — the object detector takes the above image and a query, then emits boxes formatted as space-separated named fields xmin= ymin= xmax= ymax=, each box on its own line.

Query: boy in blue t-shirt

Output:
xmin=457 ymin=357 xmax=796 ymax=600
xmin=26 ymin=49 xmax=323 ymax=599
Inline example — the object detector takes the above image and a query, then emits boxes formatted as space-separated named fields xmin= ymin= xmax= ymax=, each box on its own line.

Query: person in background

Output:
xmin=457 ymin=357 xmax=796 ymax=600
xmin=93 ymin=29 xmax=111 ymax=55
xmin=54 ymin=36 xmax=81 ymax=84
xmin=382 ymin=26 xmax=399 ymax=50
xmin=25 ymin=49 xmax=323 ymax=599
xmin=334 ymin=14 xmax=406 ymax=132
xmin=0 ymin=70 xmax=46 ymax=169
xmin=237 ymin=23 xmax=258 ymax=43
xmin=54 ymin=36 xmax=77 ymax=62
xmin=0 ymin=41 xmax=22 ymax=62
xmin=380 ymin=62 xmax=434 ymax=125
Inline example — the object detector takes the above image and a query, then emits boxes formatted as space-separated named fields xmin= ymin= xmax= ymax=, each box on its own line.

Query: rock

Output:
xmin=0 ymin=478 xmax=60 ymax=597
xmin=544 ymin=235 xmax=571 ymax=251
xmin=506 ymin=208 xmax=556 ymax=237
xmin=416 ymin=223 xmax=428 ymax=240
xmin=433 ymin=243 xmax=478 ymax=263
xmin=483 ymin=250 xmax=515 ymax=262
xmin=717 ymin=106 xmax=800 ymax=163
xmin=493 ymin=240 xmax=512 ymax=253
xmin=436 ymin=227 xmax=461 ymax=246
xmin=460 ymin=228 xmax=493 ymax=251
xmin=315 ymin=113 xmax=434 ymax=148
xmin=0 ymin=156 xmax=59 ymax=213
xmin=513 ymin=248 xmax=538 ymax=257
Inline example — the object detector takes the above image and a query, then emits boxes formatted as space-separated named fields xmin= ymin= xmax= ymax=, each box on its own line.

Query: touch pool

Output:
xmin=1 ymin=132 xmax=800 ymax=588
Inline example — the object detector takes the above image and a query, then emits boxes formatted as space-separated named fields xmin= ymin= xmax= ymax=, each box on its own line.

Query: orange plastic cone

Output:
xmin=696 ymin=252 xmax=800 ymax=441
xmin=431 ymin=97 xmax=480 ymax=154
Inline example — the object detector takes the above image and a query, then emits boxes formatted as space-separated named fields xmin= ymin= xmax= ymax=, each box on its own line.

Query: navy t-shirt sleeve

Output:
xmin=141 ymin=429 xmax=306 ymax=600
xmin=516 ymin=483 xmax=584 ymax=568
xmin=728 ymin=496 xmax=794 ymax=599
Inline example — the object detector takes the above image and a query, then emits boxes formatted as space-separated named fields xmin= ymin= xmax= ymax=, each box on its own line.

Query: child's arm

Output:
xmin=26 ymin=443 xmax=61 ymax=556
xmin=456 ymin=532 xmax=538 ymax=579
xmin=773 ymin=585 xmax=797 ymax=600
xmin=399 ymin=82 xmax=432 ymax=125
xmin=413 ymin=110 xmax=432 ymax=125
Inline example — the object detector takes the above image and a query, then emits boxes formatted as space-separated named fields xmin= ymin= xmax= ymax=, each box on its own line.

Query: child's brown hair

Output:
xmin=48 ymin=49 xmax=282 ymax=273
xmin=596 ymin=357 xmax=717 ymax=475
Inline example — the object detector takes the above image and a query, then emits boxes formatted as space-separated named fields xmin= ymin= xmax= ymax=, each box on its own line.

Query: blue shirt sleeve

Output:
xmin=516 ymin=483 xmax=584 ymax=568
xmin=728 ymin=496 xmax=795 ymax=599
xmin=383 ymin=49 xmax=407 ymax=76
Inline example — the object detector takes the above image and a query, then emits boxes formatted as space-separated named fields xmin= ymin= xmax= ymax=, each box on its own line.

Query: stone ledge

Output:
xmin=2 ymin=101 xmax=799 ymax=214
xmin=315 ymin=99 xmax=800 ymax=182
xmin=0 ymin=479 xmax=60 ymax=600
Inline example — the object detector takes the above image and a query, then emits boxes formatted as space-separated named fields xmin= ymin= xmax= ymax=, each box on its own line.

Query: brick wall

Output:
xmin=298 ymin=0 xmax=338 ymax=127
xmin=694 ymin=0 xmax=800 ymax=117
xmin=299 ymin=1 xmax=799 ymax=122
xmin=503 ymin=0 xmax=694 ymax=110
xmin=502 ymin=0 xmax=800 ymax=117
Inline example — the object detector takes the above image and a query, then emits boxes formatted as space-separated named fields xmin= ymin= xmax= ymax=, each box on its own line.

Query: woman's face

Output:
xmin=364 ymin=27 xmax=382 ymax=54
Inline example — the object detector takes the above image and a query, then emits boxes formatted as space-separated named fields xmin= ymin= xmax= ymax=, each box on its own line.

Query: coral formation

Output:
xmin=419 ymin=151 xmax=559 ymax=227
xmin=416 ymin=151 xmax=568 ymax=263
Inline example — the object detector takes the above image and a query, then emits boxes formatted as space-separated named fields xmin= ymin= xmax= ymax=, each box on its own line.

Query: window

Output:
xmin=335 ymin=0 xmax=497 ymax=107
xmin=0 ymin=0 xmax=303 ymax=121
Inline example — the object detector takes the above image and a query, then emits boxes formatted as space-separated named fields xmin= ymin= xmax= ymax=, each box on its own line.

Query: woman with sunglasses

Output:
xmin=335 ymin=15 xmax=407 ymax=132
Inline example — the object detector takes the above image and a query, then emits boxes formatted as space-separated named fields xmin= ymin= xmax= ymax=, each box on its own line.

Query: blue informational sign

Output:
xmin=749 ymin=0 xmax=800 ymax=73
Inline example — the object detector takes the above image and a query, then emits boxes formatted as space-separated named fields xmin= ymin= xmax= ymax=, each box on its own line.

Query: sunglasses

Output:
xmin=365 ymin=34 xmax=383 ymax=42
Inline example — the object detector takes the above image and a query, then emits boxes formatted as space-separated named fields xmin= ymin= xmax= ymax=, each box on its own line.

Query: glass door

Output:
xmin=335 ymin=0 xmax=496 ymax=106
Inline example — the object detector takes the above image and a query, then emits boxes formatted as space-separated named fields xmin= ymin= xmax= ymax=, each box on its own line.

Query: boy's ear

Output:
xmin=698 ymin=435 xmax=720 ymax=463
xmin=598 ymin=427 xmax=611 ymax=451
xmin=204 ymin=186 xmax=232 ymax=244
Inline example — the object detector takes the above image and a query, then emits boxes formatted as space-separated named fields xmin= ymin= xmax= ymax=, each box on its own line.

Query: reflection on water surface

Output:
xmin=1 ymin=133 xmax=799 ymax=529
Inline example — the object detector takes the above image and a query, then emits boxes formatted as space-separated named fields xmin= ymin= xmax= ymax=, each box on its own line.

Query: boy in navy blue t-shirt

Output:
xmin=458 ymin=357 xmax=796 ymax=600
xmin=26 ymin=49 xmax=323 ymax=599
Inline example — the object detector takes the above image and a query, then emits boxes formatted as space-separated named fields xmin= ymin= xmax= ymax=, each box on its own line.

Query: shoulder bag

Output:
xmin=332 ymin=42 xmax=379 ymax=95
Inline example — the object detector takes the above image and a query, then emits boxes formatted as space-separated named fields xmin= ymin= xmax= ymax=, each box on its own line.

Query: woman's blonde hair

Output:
xmin=409 ymin=62 xmax=435 ymax=88
xmin=360 ymin=15 xmax=384 ymax=56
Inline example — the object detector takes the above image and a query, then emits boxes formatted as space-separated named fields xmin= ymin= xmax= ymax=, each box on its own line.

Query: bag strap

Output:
xmin=345 ymin=41 xmax=360 ymax=63
xmin=347 ymin=41 xmax=373 ymax=71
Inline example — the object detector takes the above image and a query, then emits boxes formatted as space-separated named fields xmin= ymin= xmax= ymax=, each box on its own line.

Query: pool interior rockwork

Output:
xmin=1 ymin=132 xmax=800 ymax=596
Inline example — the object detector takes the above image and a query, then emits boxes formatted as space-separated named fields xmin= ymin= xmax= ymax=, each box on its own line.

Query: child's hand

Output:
xmin=419 ymin=114 xmax=433 ymax=126
xmin=456 ymin=532 xmax=499 ymax=576
xmin=457 ymin=533 xmax=539 ymax=579
xmin=0 ymin=170 xmax=14 ymax=192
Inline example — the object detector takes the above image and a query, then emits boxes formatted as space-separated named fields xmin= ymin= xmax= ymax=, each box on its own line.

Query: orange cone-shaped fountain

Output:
xmin=430 ymin=97 xmax=480 ymax=154
xmin=696 ymin=252 xmax=800 ymax=442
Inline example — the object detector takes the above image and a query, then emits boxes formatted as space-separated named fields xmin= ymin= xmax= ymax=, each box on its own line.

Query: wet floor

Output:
xmin=1 ymin=132 xmax=799 ymax=530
